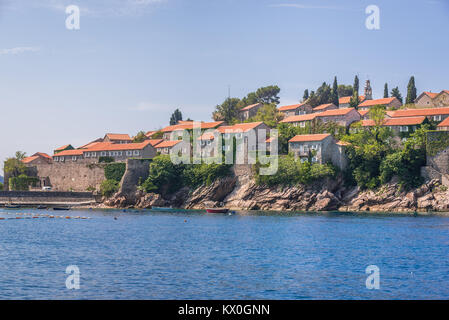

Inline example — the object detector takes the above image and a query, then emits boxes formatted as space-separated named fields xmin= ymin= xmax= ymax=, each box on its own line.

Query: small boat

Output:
xmin=5 ymin=205 xmax=20 ymax=209
xmin=206 ymin=208 xmax=229 ymax=214
xmin=53 ymin=207 xmax=70 ymax=211
xmin=150 ymin=206 xmax=176 ymax=212
xmin=37 ymin=205 xmax=47 ymax=210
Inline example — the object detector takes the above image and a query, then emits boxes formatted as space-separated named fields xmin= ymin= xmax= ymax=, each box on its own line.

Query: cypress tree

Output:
xmin=391 ymin=87 xmax=403 ymax=104
xmin=406 ymin=76 xmax=417 ymax=104
xmin=332 ymin=76 xmax=339 ymax=106
xmin=353 ymin=75 xmax=359 ymax=95
xmin=303 ymin=89 xmax=309 ymax=102
xmin=384 ymin=83 xmax=389 ymax=98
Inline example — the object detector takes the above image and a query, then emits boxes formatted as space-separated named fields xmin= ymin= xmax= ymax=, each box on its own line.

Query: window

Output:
xmin=54 ymin=157 xmax=59 ymax=162
xmin=236 ymin=133 xmax=243 ymax=139
xmin=433 ymin=115 xmax=442 ymax=121
xmin=72 ymin=156 xmax=77 ymax=161
xmin=300 ymin=122 xmax=305 ymax=128
xmin=400 ymin=126 xmax=409 ymax=132
xmin=133 ymin=150 xmax=140 ymax=156
xmin=85 ymin=152 xmax=90 ymax=158
xmin=101 ymin=152 xmax=107 ymax=156
xmin=118 ymin=151 xmax=122 ymax=156
xmin=126 ymin=151 xmax=132 ymax=156
xmin=207 ymin=140 xmax=211 ymax=146
xmin=91 ymin=152 xmax=97 ymax=157
xmin=60 ymin=157 xmax=65 ymax=162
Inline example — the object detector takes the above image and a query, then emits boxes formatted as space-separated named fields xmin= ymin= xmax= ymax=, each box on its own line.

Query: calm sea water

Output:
xmin=0 ymin=208 xmax=448 ymax=300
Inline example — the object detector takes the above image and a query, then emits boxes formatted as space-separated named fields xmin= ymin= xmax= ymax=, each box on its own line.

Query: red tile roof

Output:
xmin=278 ymin=103 xmax=306 ymax=112
xmin=240 ymin=103 xmax=261 ymax=111
xmin=161 ymin=121 xmax=224 ymax=133
xmin=54 ymin=149 xmax=85 ymax=157
xmin=84 ymin=140 xmax=153 ymax=152
xmin=361 ymin=116 xmax=426 ymax=127
xmin=148 ymin=139 xmax=163 ymax=147
xmin=145 ymin=131 xmax=158 ymax=138
xmin=280 ymin=113 xmax=317 ymax=123
xmin=155 ymin=140 xmax=182 ymax=148
xmin=54 ymin=144 xmax=72 ymax=151
xmin=358 ymin=110 xmax=370 ymax=117
xmin=423 ymin=91 xmax=438 ymax=99
xmin=105 ymin=133 xmax=132 ymax=141
xmin=318 ymin=108 xmax=356 ymax=117
xmin=339 ymin=95 xmax=365 ymax=105
xmin=313 ymin=103 xmax=335 ymax=111
xmin=33 ymin=152 xmax=51 ymax=159
xmin=391 ymin=107 xmax=449 ymax=117
xmin=358 ymin=97 xmax=399 ymax=107
xmin=289 ymin=134 xmax=331 ymax=142
xmin=22 ymin=156 xmax=39 ymax=164
xmin=216 ymin=122 xmax=264 ymax=133
xmin=437 ymin=117 xmax=449 ymax=127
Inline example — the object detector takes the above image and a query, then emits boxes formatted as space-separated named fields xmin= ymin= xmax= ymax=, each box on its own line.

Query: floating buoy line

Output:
xmin=0 ymin=212 xmax=91 ymax=221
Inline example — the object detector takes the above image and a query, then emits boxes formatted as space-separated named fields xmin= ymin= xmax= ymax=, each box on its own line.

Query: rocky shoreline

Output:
xmin=101 ymin=167 xmax=449 ymax=214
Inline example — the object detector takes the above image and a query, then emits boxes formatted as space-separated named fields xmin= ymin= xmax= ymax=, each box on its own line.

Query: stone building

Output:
xmin=278 ymin=103 xmax=313 ymax=117
xmin=421 ymin=131 xmax=449 ymax=186
xmin=281 ymin=108 xmax=360 ymax=128
xmin=160 ymin=121 xmax=224 ymax=141
xmin=312 ymin=103 xmax=337 ymax=113
xmin=103 ymin=133 xmax=132 ymax=144
xmin=415 ymin=90 xmax=449 ymax=108
xmin=238 ymin=103 xmax=263 ymax=121
xmin=358 ymin=97 xmax=402 ymax=111
xmin=339 ymin=95 xmax=366 ymax=108
xmin=391 ymin=107 xmax=449 ymax=123
xmin=288 ymin=134 xmax=348 ymax=170
xmin=360 ymin=116 xmax=427 ymax=135
xmin=22 ymin=152 xmax=53 ymax=165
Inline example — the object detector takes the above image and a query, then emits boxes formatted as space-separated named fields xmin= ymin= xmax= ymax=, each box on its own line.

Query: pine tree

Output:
xmin=332 ymin=76 xmax=339 ymax=106
xmin=353 ymin=75 xmax=359 ymax=95
xmin=349 ymin=91 xmax=359 ymax=108
xmin=303 ymin=89 xmax=309 ymax=102
xmin=406 ymin=76 xmax=417 ymax=104
xmin=169 ymin=109 xmax=183 ymax=125
xmin=384 ymin=83 xmax=389 ymax=98
xmin=391 ymin=87 xmax=403 ymax=104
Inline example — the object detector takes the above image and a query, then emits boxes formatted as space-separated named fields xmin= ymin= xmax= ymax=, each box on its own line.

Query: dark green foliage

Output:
xmin=170 ymin=109 xmax=183 ymax=125
xmin=307 ymin=82 xmax=332 ymax=107
xmin=99 ymin=156 xmax=114 ymax=163
xmin=353 ymin=75 xmax=359 ymax=94
xmin=141 ymin=155 xmax=231 ymax=196
xmin=337 ymin=84 xmax=353 ymax=97
xmin=391 ymin=86 xmax=403 ymax=104
xmin=255 ymin=155 xmax=336 ymax=186
xmin=349 ymin=91 xmax=360 ymax=108
xmin=100 ymin=179 xmax=119 ymax=197
xmin=212 ymin=97 xmax=241 ymax=123
xmin=384 ymin=83 xmax=389 ymax=98
xmin=332 ymin=76 xmax=339 ymax=106
xmin=406 ymin=76 xmax=417 ymax=104
xmin=9 ymin=174 xmax=39 ymax=191
xmin=303 ymin=89 xmax=309 ymax=102
xmin=133 ymin=131 xmax=147 ymax=143
xmin=104 ymin=163 xmax=126 ymax=182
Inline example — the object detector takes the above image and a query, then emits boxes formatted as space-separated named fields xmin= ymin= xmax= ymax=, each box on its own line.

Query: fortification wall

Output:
xmin=118 ymin=159 xmax=151 ymax=198
xmin=0 ymin=191 xmax=94 ymax=204
xmin=31 ymin=163 xmax=106 ymax=192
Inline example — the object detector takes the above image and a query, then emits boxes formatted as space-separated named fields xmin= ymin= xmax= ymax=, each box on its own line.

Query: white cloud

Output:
xmin=269 ymin=3 xmax=347 ymax=10
xmin=0 ymin=47 xmax=40 ymax=55
xmin=8 ymin=0 xmax=166 ymax=17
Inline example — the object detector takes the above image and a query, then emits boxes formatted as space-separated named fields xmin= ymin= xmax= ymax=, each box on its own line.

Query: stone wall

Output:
xmin=423 ymin=131 xmax=449 ymax=186
xmin=118 ymin=159 xmax=151 ymax=199
xmin=27 ymin=163 xmax=106 ymax=192
xmin=0 ymin=191 xmax=94 ymax=204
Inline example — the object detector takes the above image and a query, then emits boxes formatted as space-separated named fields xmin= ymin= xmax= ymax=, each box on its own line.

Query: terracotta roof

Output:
xmin=289 ymin=134 xmax=331 ymax=142
xmin=339 ymin=95 xmax=365 ymax=105
xmin=391 ymin=107 xmax=449 ymax=117
xmin=54 ymin=149 xmax=85 ymax=157
xmin=358 ymin=110 xmax=370 ymax=117
xmin=155 ymin=140 xmax=182 ymax=148
xmin=278 ymin=103 xmax=306 ymax=112
xmin=197 ymin=131 xmax=218 ymax=141
xmin=105 ymin=133 xmax=132 ymax=141
xmin=148 ymin=139 xmax=163 ymax=146
xmin=83 ymin=140 xmax=153 ymax=152
xmin=217 ymin=122 xmax=264 ymax=133
xmin=361 ymin=116 xmax=426 ymax=127
xmin=54 ymin=144 xmax=72 ymax=151
xmin=313 ymin=103 xmax=335 ymax=111
xmin=240 ymin=103 xmax=261 ymax=111
xmin=437 ymin=117 xmax=449 ymax=127
xmin=317 ymin=108 xmax=355 ymax=117
xmin=78 ymin=138 xmax=104 ymax=149
xmin=33 ymin=152 xmax=52 ymax=159
xmin=336 ymin=141 xmax=351 ymax=146
xmin=280 ymin=114 xmax=317 ymax=123
xmin=22 ymin=156 xmax=39 ymax=164
xmin=423 ymin=91 xmax=438 ymax=99
xmin=145 ymin=131 xmax=158 ymax=138
xmin=358 ymin=97 xmax=399 ymax=107
xmin=161 ymin=121 xmax=224 ymax=133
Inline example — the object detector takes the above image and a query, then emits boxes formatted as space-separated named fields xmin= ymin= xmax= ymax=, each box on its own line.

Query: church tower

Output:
xmin=364 ymin=79 xmax=373 ymax=100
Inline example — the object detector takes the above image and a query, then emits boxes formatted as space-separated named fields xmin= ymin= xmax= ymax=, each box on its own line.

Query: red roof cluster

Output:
xmin=289 ymin=134 xmax=331 ymax=142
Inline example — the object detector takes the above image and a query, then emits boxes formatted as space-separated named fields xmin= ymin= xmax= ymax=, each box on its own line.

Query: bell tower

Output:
xmin=364 ymin=79 xmax=373 ymax=100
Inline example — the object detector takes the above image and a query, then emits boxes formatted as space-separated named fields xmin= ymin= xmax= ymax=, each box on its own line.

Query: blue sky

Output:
xmin=1 ymin=0 xmax=448 ymax=164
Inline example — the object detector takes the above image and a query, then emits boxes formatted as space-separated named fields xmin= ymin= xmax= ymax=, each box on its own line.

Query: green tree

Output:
xmin=169 ymin=109 xmax=183 ymax=125
xmin=255 ymin=85 xmax=281 ymax=105
xmin=337 ymin=84 xmax=353 ymax=97
xmin=349 ymin=91 xmax=359 ymax=108
xmin=142 ymin=155 xmax=185 ymax=195
xmin=391 ymin=86 xmax=403 ymax=104
xmin=406 ymin=76 xmax=417 ymax=104
xmin=4 ymin=151 xmax=27 ymax=177
xmin=384 ymin=83 xmax=389 ymax=98
xmin=303 ymin=89 xmax=309 ymax=102
xmin=100 ymin=180 xmax=119 ymax=197
xmin=212 ymin=97 xmax=241 ymax=123
xmin=133 ymin=131 xmax=147 ymax=143
xmin=353 ymin=75 xmax=359 ymax=95
xmin=331 ymin=76 xmax=339 ymax=106
xmin=251 ymin=103 xmax=284 ymax=127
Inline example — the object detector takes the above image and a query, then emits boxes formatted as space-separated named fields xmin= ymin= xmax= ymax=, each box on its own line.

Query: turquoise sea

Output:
xmin=0 ymin=208 xmax=448 ymax=299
